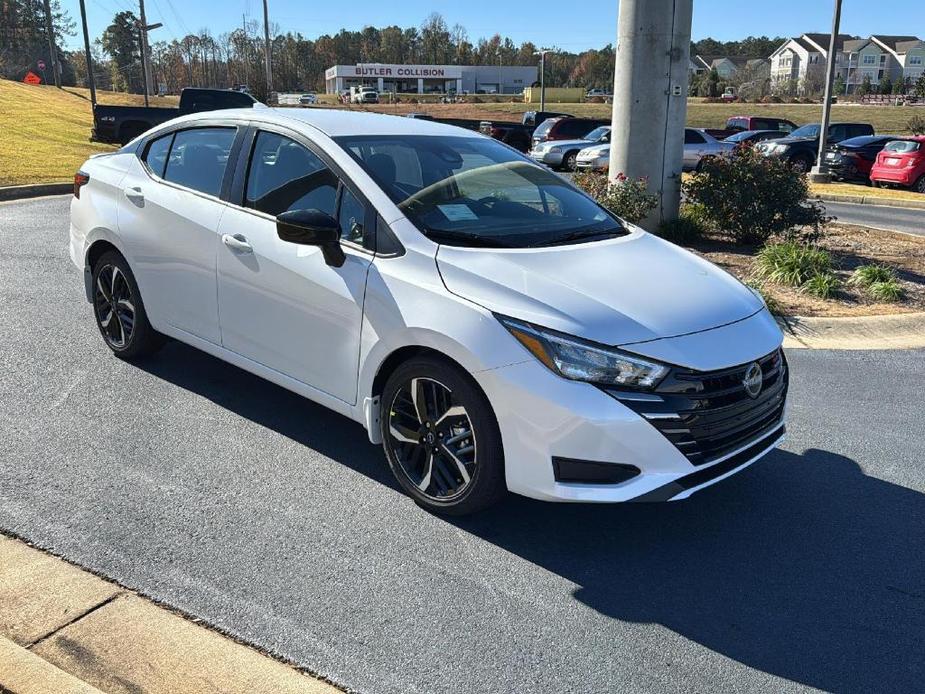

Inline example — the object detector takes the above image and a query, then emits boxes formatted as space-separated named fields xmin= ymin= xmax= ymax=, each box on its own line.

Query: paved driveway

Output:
xmin=1 ymin=196 xmax=923 ymax=693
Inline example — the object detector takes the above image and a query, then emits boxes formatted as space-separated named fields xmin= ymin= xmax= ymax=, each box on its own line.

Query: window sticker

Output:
xmin=438 ymin=204 xmax=478 ymax=221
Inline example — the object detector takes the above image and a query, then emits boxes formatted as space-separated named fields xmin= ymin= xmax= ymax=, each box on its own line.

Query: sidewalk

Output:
xmin=0 ymin=534 xmax=340 ymax=694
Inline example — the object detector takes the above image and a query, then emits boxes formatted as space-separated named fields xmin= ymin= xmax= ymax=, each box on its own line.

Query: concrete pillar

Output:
xmin=455 ymin=79 xmax=463 ymax=94
xmin=335 ymin=77 xmax=343 ymax=93
xmin=377 ymin=77 xmax=384 ymax=93
xmin=609 ymin=0 xmax=692 ymax=226
xmin=417 ymin=78 xmax=424 ymax=94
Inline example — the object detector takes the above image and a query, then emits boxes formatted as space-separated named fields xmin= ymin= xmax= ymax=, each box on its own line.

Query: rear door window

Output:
xmin=163 ymin=127 xmax=236 ymax=197
xmin=685 ymin=129 xmax=706 ymax=144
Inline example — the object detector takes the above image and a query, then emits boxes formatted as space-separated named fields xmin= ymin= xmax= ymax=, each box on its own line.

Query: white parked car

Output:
xmin=684 ymin=128 xmax=736 ymax=171
xmin=530 ymin=126 xmax=611 ymax=171
xmin=69 ymin=109 xmax=788 ymax=515
xmin=298 ymin=93 xmax=317 ymax=105
xmin=576 ymin=142 xmax=610 ymax=171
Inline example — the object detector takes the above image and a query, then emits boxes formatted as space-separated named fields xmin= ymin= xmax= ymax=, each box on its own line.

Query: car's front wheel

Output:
xmin=380 ymin=356 xmax=506 ymax=515
xmin=562 ymin=150 xmax=578 ymax=171
xmin=789 ymin=153 xmax=813 ymax=173
xmin=92 ymin=250 xmax=165 ymax=359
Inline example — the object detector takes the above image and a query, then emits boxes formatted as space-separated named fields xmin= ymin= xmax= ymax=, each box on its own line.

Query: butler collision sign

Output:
xmin=324 ymin=62 xmax=537 ymax=94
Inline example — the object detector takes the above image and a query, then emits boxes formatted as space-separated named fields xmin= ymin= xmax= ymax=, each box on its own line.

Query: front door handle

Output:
xmin=222 ymin=233 xmax=253 ymax=254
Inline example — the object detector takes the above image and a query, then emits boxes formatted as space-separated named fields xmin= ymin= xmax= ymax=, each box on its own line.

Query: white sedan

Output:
xmin=69 ymin=108 xmax=787 ymax=514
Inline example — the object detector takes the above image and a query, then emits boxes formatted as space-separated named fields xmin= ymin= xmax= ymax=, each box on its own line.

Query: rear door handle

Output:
xmin=123 ymin=186 xmax=144 ymax=202
xmin=222 ymin=233 xmax=253 ymax=254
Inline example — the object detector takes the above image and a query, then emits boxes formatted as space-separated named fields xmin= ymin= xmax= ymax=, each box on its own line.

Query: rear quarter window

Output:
xmin=143 ymin=133 xmax=173 ymax=177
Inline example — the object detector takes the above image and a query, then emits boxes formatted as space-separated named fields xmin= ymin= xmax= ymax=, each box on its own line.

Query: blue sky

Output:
xmin=61 ymin=0 xmax=925 ymax=53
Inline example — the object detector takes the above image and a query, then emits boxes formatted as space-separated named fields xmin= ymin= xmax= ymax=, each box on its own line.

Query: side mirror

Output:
xmin=276 ymin=209 xmax=345 ymax=267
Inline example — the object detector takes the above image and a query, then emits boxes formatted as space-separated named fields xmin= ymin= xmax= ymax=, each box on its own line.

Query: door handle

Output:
xmin=123 ymin=186 xmax=144 ymax=203
xmin=222 ymin=233 xmax=253 ymax=253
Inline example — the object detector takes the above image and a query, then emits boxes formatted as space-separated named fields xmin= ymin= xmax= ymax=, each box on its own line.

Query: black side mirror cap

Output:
xmin=276 ymin=209 xmax=345 ymax=267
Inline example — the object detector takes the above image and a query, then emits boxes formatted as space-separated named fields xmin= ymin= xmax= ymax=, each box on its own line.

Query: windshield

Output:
xmin=725 ymin=131 xmax=754 ymax=142
xmin=884 ymin=140 xmax=920 ymax=153
xmin=335 ymin=135 xmax=625 ymax=248
xmin=585 ymin=126 xmax=610 ymax=141
xmin=789 ymin=124 xmax=820 ymax=138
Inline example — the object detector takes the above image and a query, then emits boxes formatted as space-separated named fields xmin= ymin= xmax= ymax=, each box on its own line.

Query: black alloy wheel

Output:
xmin=92 ymin=251 xmax=165 ymax=359
xmin=381 ymin=357 xmax=505 ymax=515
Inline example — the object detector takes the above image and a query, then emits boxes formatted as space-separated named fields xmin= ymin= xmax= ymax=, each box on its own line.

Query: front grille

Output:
xmin=608 ymin=349 xmax=788 ymax=466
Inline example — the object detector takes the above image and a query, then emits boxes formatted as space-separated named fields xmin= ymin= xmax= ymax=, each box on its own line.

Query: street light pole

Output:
xmin=262 ymin=0 xmax=273 ymax=97
xmin=810 ymin=0 xmax=843 ymax=183
xmin=77 ymin=0 xmax=97 ymax=106
xmin=534 ymin=49 xmax=552 ymax=111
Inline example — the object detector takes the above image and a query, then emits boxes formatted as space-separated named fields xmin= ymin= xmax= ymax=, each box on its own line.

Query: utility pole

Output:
xmin=810 ymin=0 xmax=843 ymax=183
xmin=609 ymin=0 xmax=692 ymax=226
xmin=242 ymin=14 xmax=250 ymax=89
xmin=77 ymin=0 xmax=97 ymax=106
xmin=42 ymin=0 xmax=61 ymax=87
xmin=262 ymin=0 xmax=273 ymax=97
xmin=534 ymin=48 xmax=553 ymax=111
xmin=138 ymin=0 xmax=152 ymax=98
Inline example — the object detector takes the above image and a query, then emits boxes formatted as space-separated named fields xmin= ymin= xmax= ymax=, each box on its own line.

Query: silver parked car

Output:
xmin=684 ymin=128 xmax=735 ymax=171
xmin=529 ymin=126 xmax=611 ymax=171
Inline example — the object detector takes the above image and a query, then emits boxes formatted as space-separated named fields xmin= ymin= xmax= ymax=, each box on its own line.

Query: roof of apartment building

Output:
xmin=842 ymin=39 xmax=871 ymax=52
xmin=801 ymin=33 xmax=855 ymax=54
xmin=870 ymin=35 xmax=921 ymax=51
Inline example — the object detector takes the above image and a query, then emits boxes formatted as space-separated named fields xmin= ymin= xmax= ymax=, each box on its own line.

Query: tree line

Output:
xmin=0 ymin=3 xmax=795 ymax=101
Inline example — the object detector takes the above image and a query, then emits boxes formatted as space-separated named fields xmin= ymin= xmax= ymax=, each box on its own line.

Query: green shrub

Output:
xmin=801 ymin=272 xmax=841 ymax=299
xmin=682 ymin=148 xmax=829 ymax=245
xmin=908 ymin=114 xmax=925 ymax=136
xmin=753 ymin=241 xmax=832 ymax=287
xmin=847 ymin=264 xmax=896 ymax=287
xmin=656 ymin=204 xmax=712 ymax=243
xmin=572 ymin=171 xmax=659 ymax=224
xmin=867 ymin=279 xmax=905 ymax=302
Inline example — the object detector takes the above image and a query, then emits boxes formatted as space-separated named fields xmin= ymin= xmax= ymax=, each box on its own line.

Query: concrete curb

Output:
xmin=779 ymin=311 xmax=925 ymax=350
xmin=815 ymin=193 xmax=925 ymax=210
xmin=0 ymin=535 xmax=341 ymax=693
xmin=0 ymin=635 xmax=105 ymax=694
xmin=0 ymin=182 xmax=72 ymax=202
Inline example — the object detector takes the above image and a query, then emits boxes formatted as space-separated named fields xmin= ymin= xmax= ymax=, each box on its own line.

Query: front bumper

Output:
xmin=477 ymin=348 xmax=787 ymax=503
xmin=576 ymin=157 xmax=608 ymax=171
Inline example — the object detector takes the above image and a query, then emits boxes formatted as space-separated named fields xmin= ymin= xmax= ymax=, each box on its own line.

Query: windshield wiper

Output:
xmin=533 ymin=228 xmax=624 ymax=247
xmin=423 ymin=229 xmax=516 ymax=248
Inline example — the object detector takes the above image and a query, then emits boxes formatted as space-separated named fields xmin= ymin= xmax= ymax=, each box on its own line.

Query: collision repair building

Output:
xmin=324 ymin=63 xmax=538 ymax=94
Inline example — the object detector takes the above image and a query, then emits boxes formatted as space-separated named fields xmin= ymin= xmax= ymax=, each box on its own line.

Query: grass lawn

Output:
xmin=0 ymin=80 xmax=177 ymax=185
xmin=809 ymin=181 xmax=925 ymax=204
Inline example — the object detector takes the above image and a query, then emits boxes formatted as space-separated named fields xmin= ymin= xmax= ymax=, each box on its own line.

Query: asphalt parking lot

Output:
xmin=2 ymin=195 xmax=924 ymax=693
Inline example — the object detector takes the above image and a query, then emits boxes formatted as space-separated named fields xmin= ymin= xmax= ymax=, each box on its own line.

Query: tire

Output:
xmin=562 ymin=150 xmax=578 ymax=172
xmin=914 ymin=175 xmax=925 ymax=194
xmin=91 ymin=251 xmax=165 ymax=359
xmin=380 ymin=356 xmax=506 ymax=515
xmin=790 ymin=153 xmax=813 ymax=173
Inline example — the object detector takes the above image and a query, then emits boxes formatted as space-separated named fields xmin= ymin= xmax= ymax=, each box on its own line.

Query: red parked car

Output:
xmin=870 ymin=137 xmax=925 ymax=193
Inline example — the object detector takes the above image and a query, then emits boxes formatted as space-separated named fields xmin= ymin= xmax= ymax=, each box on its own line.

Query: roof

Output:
xmin=183 ymin=106 xmax=482 ymax=138
xmin=870 ymin=35 xmax=921 ymax=51
xmin=842 ymin=39 xmax=870 ymax=52
xmin=895 ymin=39 xmax=925 ymax=53
xmin=802 ymin=33 xmax=854 ymax=54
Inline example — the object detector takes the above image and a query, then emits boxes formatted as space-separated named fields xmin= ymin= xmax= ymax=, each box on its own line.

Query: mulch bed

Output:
xmin=690 ymin=224 xmax=925 ymax=317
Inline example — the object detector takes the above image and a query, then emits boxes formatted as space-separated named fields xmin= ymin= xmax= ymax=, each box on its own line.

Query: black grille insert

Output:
xmin=607 ymin=349 xmax=788 ymax=466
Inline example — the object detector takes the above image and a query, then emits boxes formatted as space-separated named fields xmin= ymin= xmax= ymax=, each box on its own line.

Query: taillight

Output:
xmin=74 ymin=171 xmax=90 ymax=199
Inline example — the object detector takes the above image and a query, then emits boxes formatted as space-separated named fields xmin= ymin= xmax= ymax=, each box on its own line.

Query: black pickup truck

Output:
xmin=91 ymin=88 xmax=258 ymax=145
xmin=478 ymin=110 xmax=573 ymax=152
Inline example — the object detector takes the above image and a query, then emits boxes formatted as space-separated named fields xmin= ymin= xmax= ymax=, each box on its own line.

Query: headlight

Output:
xmin=497 ymin=316 xmax=669 ymax=389
xmin=547 ymin=146 xmax=563 ymax=153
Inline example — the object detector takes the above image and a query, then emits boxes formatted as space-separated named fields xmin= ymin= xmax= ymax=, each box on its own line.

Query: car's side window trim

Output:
xmin=228 ymin=122 xmax=387 ymax=256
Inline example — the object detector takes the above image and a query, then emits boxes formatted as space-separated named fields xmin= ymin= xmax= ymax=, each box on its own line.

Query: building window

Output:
xmin=910 ymin=56 xmax=923 ymax=66
xmin=862 ymin=54 xmax=876 ymax=65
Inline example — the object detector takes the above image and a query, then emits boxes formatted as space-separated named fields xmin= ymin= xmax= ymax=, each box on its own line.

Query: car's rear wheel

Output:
xmin=380 ymin=357 xmax=506 ymax=515
xmin=92 ymin=251 xmax=165 ymax=359
xmin=913 ymin=175 xmax=925 ymax=194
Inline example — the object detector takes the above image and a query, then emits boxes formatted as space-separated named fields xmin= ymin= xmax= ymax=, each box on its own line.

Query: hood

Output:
xmin=436 ymin=228 xmax=763 ymax=347
xmin=775 ymin=136 xmax=817 ymax=146
xmin=579 ymin=144 xmax=609 ymax=157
